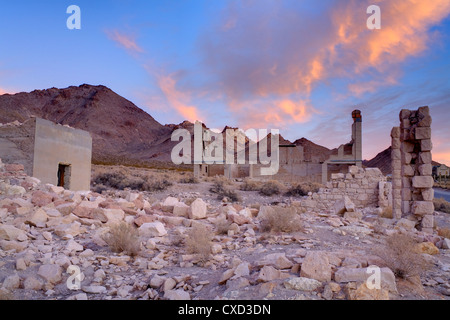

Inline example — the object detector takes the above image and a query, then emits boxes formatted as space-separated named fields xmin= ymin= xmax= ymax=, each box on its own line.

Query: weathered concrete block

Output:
xmin=391 ymin=127 xmax=401 ymax=139
xmin=401 ymin=201 xmax=411 ymax=214
xmin=421 ymin=215 xmax=434 ymax=228
xmin=412 ymin=176 xmax=434 ymax=189
xmin=420 ymin=139 xmax=432 ymax=152
xmin=402 ymin=153 xmax=412 ymax=165
xmin=415 ymin=127 xmax=431 ymax=140
xmin=391 ymin=149 xmax=401 ymax=161
xmin=401 ymin=188 xmax=412 ymax=201
xmin=418 ymin=164 xmax=432 ymax=176
xmin=402 ymin=165 xmax=414 ymax=177
xmin=402 ymin=142 xmax=415 ymax=153
xmin=400 ymin=109 xmax=411 ymax=120
xmin=411 ymin=201 xmax=434 ymax=216
xmin=421 ymin=188 xmax=434 ymax=201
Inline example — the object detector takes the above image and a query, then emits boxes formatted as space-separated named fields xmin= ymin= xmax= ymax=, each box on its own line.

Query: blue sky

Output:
xmin=1 ymin=0 xmax=450 ymax=164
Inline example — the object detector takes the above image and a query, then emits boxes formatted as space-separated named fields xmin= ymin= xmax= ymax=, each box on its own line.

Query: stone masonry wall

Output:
xmin=391 ymin=106 xmax=434 ymax=233
xmin=300 ymin=165 xmax=388 ymax=212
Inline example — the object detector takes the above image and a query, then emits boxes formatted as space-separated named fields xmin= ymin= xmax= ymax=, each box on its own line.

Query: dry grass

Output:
xmin=437 ymin=227 xmax=450 ymax=239
xmin=92 ymin=169 xmax=173 ymax=193
xmin=285 ymin=181 xmax=323 ymax=197
xmin=260 ymin=206 xmax=304 ymax=233
xmin=240 ymin=178 xmax=262 ymax=191
xmin=209 ymin=179 xmax=241 ymax=202
xmin=103 ymin=222 xmax=140 ymax=256
xmin=185 ymin=224 xmax=214 ymax=261
xmin=375 ymin=233 xmax=431 ymax=279
xmin=258 ymin=180 xmax=285 ymax=196
xmin=433 ymin=197 xmax=450 ymax=214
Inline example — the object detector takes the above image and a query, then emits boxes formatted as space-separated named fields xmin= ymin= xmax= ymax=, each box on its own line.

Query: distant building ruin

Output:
xmin=0 ymin=117 xmax=92 ymax=191
xmin=194 ymin=110 xmax=363 ymax=184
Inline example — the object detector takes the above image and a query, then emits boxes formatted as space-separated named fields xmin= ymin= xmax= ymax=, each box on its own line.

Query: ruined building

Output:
xmin=194 ymin=110 xmax=363 ymax=184
xmin=0 ymin=117 xmax=92 ymax=191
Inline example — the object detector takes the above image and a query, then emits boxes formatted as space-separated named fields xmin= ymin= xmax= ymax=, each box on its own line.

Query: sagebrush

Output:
xmin=185 ymin=224 xmax=214 ymax=261
xmin=285 ymin=182 xmax=322 ymax=197
xmin=260 ymin=206 xmax=304 ymax=233
xmin=103 ymin=222 xmax=140 ymax=256
xmin=209 ymin=179 xmax=240 ymax=202
xmin=375 ymin=232 xmax=430 ymax=279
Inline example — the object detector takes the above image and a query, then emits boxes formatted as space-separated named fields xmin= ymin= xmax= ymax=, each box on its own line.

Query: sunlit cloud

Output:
xmin=106 ymin=29 xmax=144 ymax=54
xmin=157 ymin=73 xmax=203 ymax=123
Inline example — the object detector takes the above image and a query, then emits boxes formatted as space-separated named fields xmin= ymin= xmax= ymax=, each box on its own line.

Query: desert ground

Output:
xmin=0 ymin=163 xmax=449 ymax=301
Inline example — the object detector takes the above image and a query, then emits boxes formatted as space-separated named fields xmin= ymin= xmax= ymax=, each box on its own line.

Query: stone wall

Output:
xmin=300 ymin=165 xmax=388 ymax=212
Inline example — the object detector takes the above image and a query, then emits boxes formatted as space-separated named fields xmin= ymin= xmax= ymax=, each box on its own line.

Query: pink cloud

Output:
xmin=106 ymin=29 xmax=144 ymax=53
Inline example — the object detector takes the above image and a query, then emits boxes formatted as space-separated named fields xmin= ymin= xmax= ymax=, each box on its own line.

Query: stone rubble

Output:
xmin=0 ymin=158 xmax=449 ymax=300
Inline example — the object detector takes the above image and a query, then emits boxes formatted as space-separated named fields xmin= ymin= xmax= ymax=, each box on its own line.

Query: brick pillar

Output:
xmin=397 ymin=106 xmax=434 ymax=233
xmin=391 ymin=127 xmax=402 ymax=219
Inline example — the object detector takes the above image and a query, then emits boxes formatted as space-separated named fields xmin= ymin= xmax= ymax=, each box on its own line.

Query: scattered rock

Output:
xmin=189 ymin=198 xmax=207 ymax=220
xmin=300 ymin=251 xmax=332 ymax=282
xmin=139 ymin=222 xmax=167 ymax=237
xmin=284 ymin=277 xmax=322 ymax=291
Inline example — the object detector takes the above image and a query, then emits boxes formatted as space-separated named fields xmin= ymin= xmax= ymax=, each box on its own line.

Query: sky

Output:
xmin=0 ymin=0 xmax=450 ymax=164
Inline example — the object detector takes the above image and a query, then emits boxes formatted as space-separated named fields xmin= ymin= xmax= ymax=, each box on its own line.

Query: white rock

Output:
xmin=233 ymin=262 xmax=251 ymax=278
xmin=164 ymin=289 xmax=191 ymax=300
xmin=104 ymin=209 xmax=125 ymax=225
xmin=162 ymin=197 xmax=179 ymax=212
xmin=334 ymin=267 xmax=397 ymax=293
xmin=284 ymin=277 xmax=322 ymax=291
xmin=23 ymin=276 xmax=43 ymax=290
xmin=82 ymin=285 xmax=107 ymax=294
xmin=0 ymin=224 xmax=28 ymax=241
xmin=38 ymin=264 xmax=62 ymax=285
xmin=189 ymin=198 xmax=207 ymax=220
xmin=2 ymin=274 xmax=20 ymax=290
xmin=256 ymin=253 xmax=293 ymax=269
xmin=139 ymin=222 xmax=167 ymax=237
xmin=173 ymin=202 xmax=190 ymax=217
xmin=66 ymin=239 xmax=84 ymax=252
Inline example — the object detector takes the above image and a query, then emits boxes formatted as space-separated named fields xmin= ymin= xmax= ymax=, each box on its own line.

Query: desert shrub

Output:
xmin=103 ymin=222 xmax=140 ymax=256
xmin=185 ymin=224 xmax=214 ymax=261
xmin=240 ymin=178 xmax=262 ymax=191
xmin=260 ymin=207 xmax=304 ymax=233
xmin=438 ymin=227 xmax=450 ymax=239
xmin=259 ymin=180 xmax=285 ymax=196
xmin=375 ymin=233 xmax=431 ymax=279
xmin=92 ymin=172 xmax=172 ymax=192
xmin=179 ymin=176 xmax=199 ymax=184
xmin=285 ymin=182 xmax=322 ymax=197
xmin=209 ymin=180 xmax=240 ymax=202
xmin=433 ymin=197 xmax=450 ymax=214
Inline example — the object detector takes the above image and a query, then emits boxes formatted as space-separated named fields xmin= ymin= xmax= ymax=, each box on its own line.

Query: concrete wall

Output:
xmin=0 ymin=120 xmax=36 ymax=176
xmin=32 ymin=118 xmax=92 ymax=191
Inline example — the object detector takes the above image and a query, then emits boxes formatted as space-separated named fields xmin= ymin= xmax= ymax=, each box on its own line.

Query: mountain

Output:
xmin=293 ymin=137 xmax=332 ymax=162
xmin=0 ymin=84 xmax=174 ymax=165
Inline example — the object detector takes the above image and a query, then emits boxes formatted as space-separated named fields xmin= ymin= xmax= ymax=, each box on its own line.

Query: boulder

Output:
xmin=2 ymin=274 xmax=20 ymax=290
xmin=139 ymin=222 xmax=167 ymax=237
xmin=415 ymin=242 xmax=439 ymax=255
xmin=300 ymin=251 xmax=332 ymax=282
xmin=284 ymin=277 xmax=322 ymax=291
xmin=0 ymin=224 xmax=28 ymax=241
xmin=257 ymin=266 xmax=290 ymax=283
xmin=26 ymin=208 xmax=49 ymax=227
xmin=162 ymin=197 xmax=179 ymax=212
xmin=103 ymin=209 xmax=125 ymax=225
xmin=173 ymin=202 xmax=190 ymax=217
xmin=164 ymin=289 xmax=191 ymax=300
xmin=189 ymin=198 xmax=207 ymax=220
xmin=334 ymin=267 xmax=397 ymax=293
xmin=38 ymin=264 xmax=62 ymax=285
xmin=31 ymin=191 xmax=53 ymax=207
xmin=256 ymin=253 xmax=293 ymax=269
xmin=334 ymin=196 xmax=355 ymax=215
xmin=347 ymin=282 xmax=389 ymax=300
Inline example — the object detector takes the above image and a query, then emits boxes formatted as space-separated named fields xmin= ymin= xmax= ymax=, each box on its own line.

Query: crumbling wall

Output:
xmin=391 ymin=106 xmax=434 ymax=233
xmin=300 ymin=166 xmax=387 ymax=212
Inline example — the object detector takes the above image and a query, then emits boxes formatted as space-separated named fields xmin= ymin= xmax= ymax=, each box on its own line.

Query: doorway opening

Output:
xmin=57 ymin=164 xmax=71 ymax=189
